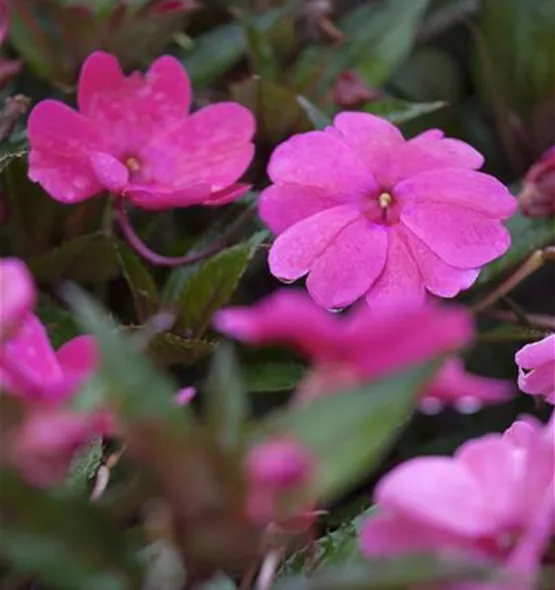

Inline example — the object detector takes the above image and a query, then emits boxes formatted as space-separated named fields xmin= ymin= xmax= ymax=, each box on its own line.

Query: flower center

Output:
xmin=125 ymin=156 xmax=141 ymax=173
xmin=378 ymin=192 xmax=392 ymax=209
xmin=363 ymin=190 xmax=400 ymax=225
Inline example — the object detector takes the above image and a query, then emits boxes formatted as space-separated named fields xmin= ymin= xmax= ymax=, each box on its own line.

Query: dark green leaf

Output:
xmin=115 ymin=240 xmax=159 ymax=322
xmin=27 ymin=232 xmax=119 ymax=284
xmin=143 ymin=330 xmax=215 ymax=368
xmin=476 ymin=213 xmax=555 ymax=285
xmin=363 ymin=99 xmax=447 ymax=125
xmin=243 ymin=361 xmax=305 ymax=393
xmin=35 ymin=293 xmax=80 ymax=349
xmin=0 ymin=470 xmax=142 ymax=590
xmin=259 ymin=363 xmax=437 ymax=502
xmin=174 ymin=243 xmax=255 ymax=339
xmin=296 ymin=96 xmax=333 ymax=129
xmin=206 ymin=343 xmax=249 ymax=454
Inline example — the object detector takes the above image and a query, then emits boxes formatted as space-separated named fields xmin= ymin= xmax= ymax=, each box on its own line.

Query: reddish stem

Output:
xmin=116 ymin=199 xmax=254 ymax=268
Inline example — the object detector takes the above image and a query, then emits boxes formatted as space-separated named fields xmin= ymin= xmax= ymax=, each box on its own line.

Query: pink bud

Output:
xmin=175 ymin=386 xmax=197 ymax=406
xmin=519 ymin=146 xmax=555 ymax=218
xmin=332 ymin=71 xmax=383 ymax=109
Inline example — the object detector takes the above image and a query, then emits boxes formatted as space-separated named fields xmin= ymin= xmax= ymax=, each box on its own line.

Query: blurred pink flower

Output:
xmin=419 ymin=357 xmax=514 ymax=415
xmin=515 ymin=334 xmax=555 ymax=403
xmin=214 ymin=289 xmax=473 ymax=403
xmin=10 ymin=407 xmax=113 ymax=488
xmin=0 ymin=258 xmax=36 ymax=343
xmin=28 ymin=51 xmax=255 ymax=210
xmin=175 ymin=386 xmax=197 ymax=405
xmin=518 ymin=146 xmax=555 ymax=218
xmin=245 ymin=437 xmax=314 ymax=526
xmin=259 ymin=114 xmax=516 ymax=310
xmin=0 ymin=313 xmax=98 ymax=402
xmin=359 ymin=414 xmax=555 ymax=590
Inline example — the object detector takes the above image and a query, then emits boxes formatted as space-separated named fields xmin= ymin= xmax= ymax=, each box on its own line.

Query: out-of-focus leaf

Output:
xmin=363 ymin=98 xmax=446 ymax=125
xmin=243 ymin=361 xmax=305 ymax=393
xmin=27 ymin=232 xmax=119 ymax=284
xmin=292 ymin=0 xmax=431 ymax=98
xmin=296 ymin=96 xmax=332 ymax=129
xmin=258 ymin=363 xmax=437 ymax=502
xmin=232 ymin=77 xmax=314 ymax=143
xmin=141 ymin=540 xmax=186 ymax=590
xmin=476 ymin=213 xmax=555 ymax=285
xmin=198 ymin=574 xmax=237 ymax=590
xmin=67 ymin=287 xmax=186 ymax=422
xmin=181 ymin=5 xmax=293 ymax=87
xmin=115 ymin=241 xmax=159 ymax=323
xmin=0 ymin=139 xmax=27 ymax=174
xmin=66 ymin=438 xmax=103 ymax=494
xmin=479 ymin=325 xmax=546 ymax=343
xmin=146 ymin=331 xmax=215 ymax=368
xmin=0 ymin=470 xmax=142 ymax=590
xmin=174 ymin=243 xmax=255 ymax=339
xmin=275 ymin=556 xmax=492 ymax=590
xmin=35 ymin=293 xmax=80 ymax=349
xmin=205 ymin=343 xmax=249 ymax=454
xmin=238 ymin=8 xmax=280 ymax=81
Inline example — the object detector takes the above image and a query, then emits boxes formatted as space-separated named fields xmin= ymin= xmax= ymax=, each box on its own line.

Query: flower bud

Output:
xmin=518 ymin=146 xmax=555 ymax=218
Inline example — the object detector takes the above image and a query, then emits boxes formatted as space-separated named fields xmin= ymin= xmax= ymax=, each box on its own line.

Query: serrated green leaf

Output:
xmin=115 ymin=240 xmax=158 ymax=322
xmin=174 ymin=243 xmax=255 ymax=339
xmin=363 ymin=99 xmax=446 ymax=125
xmin=258 ymin=363 xmax=437 ymax=502
xmin=27 ymin=232 xmax=119 ymax=284
xmin=146 ymin=331 xmax=215 ymax=367
xmin=0 ymin=470 xmax=142 ymax=590
xmin=476 ymin=213 xmax=555 ymax=285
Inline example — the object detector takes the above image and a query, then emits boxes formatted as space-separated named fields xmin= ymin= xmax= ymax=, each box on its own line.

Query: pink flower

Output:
xmin=28 ymin=51 xmax=255 ymax=210
xmin=518 ymin=146 xmax=555 ymax=218
xmin=515 ymin=334 xmax=555 ymax=403
xmin=175 ymin=386 xmax=197 ymax=405
xmin=245 ymin=437 xmax=315 ymax=526
xmin=259 ymin=114 xmax=516 ymax=310
xmin=359 ymin=414 xmax=555 ymax=590
xmin=0 ymin=313 xmax=98 ymax=402
xmin=419 ymin=357 xmax=514 ymax=415
xmin=214 ymin=289 xmax=474 ymax=402
xmin=0 ymin=258 xmax=36 ymax=343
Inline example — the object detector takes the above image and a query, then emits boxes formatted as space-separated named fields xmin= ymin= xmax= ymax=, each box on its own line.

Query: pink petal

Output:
xmin=0 ymin=258 xmax=36 ymax=342
xmin=306 ymin=217 xmax=388 ymax=309
xmin=144 ymin=102 xmax=255 ymax=192
xmin=28 ymin=100 xmax=105 ymax=203
xmin=385 ymin=131 xmax=484 ymax=186
xmin=401 ymin=202 xmax=511 ymax=268
xmin=89 ymin=151 xmax=129 ymax=193
xmin=267 ymin=130 xmax=377 ymax=199
xmin=395 ymin=169 xmax=516 ymax=219
xmin=403 ymin=228 xmax=480 ymax=298
xmin=259 ymin=184 xmax=341 ymax=234
xmin=124 ymin=183 xmax=212 ymax=210
xmin=332 ymin=112 xmax=404 ymax=187
xmin=515 ymin=335 xmax=555 ymax=369
xmin=376 ymin=457 xmax=495 ymax=536
xmin=78 ymin=51 xmax=124 ymax=114
xmin=203 ymin=183 xmax=251 ymax=206
xmin=518 ymin=365 xmax=555 ymax=398
xmin=268 ymin=205 xmax=360 ymax=283
xmin=56 ymin=335 xmax=99 ymax=379
xmin=365 ymin=227 xmax=426 ymax=310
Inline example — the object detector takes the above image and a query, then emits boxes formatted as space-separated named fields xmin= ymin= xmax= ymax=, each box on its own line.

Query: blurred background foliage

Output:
xmin=0 ymin=0 xmax=554 ymax=588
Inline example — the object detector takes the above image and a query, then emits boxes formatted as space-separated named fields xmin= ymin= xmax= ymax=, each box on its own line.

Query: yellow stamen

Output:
xmin=378 ymin=192 xmax=392 ymax=209
xmin=125 ymin=157 xmax=141 ymax=172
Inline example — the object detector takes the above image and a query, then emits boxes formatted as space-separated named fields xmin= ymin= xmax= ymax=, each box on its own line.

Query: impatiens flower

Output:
xmin=419 ymin=357 xmax=514 ymax=415
xmin=359 ymin=413 xmax=555 ymax=590
xmin=28 ymin=51 xmax=255 ymax=210
xmin=0 ymin=258 xmax=36 ymax=343
xmin=245 ymin=437 xmax=315 ymax=526
xmin=515 ymin=334 xmax=555 ymax=403
xmin=259 ymin=113 xmax=516 ymax=310
xmin=214 ymin=289 xmax=473 ymax=403
xmin=0 ymin=313 xmax=98 ymax=402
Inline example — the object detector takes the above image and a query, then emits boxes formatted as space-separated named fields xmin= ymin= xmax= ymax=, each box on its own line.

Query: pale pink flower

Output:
xmin=359 ymin=414 xmax=555 ymax=590
xmin=0 ymin=313 xmax=98 ymax=402
xmin=214 ymin=289 xmax=473 ymax=402
xmin=419 ymin=357 xmax=514 ymax=415
xmin=10 ymin=407 xmax=113 ymax=488
xmin=259 ymin=114 xmax=516 ymax=310
xmin=0 ymin=258 xmax=36 ymax=343
xmin=245 ymin=437 xmax=314 ymax=526
xmin=515 ymin=334 xmax=555 ymax=403
xmin=175 ymin=386 xmax=197 ymax=405
xmin=28 ymin=51 xmax=255 ymax=210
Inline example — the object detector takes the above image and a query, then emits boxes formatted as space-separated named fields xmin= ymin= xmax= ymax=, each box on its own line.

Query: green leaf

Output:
xmin=296 ymin=96 xmax=332 ymax=129
xmin=0 ymin=470 xmax=142 ymax=590
xmin=243 ymin=361 xmax=305 ymax=393
xmin=275 ymin=556 xmax=492 ymax=590
xmin=476 ymin=213 xmax=555 ymax=285
xmin=115 ymin=240 xmax=159 ymax=323
xmin=205 ymin=343 xmax=249 ymax=454
xmin=363 ymin=99 xmax=447 ymax=125
xmin=292 ymin=0 xmax=431 ymax=97
xmin=259 ymin=363 xmax=437 ymax=502
xmin=27 ymin=232 xmax=119 ymax=284
xmin=67 ymin=287 xmax=186 ymax=423
xmin=35 ymin=294 xmax=80 ymax=349
xmin=174 ymin=243 xmax=255 ymax=339
xmin=146 ymin=331 xmax=215 ymax=368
